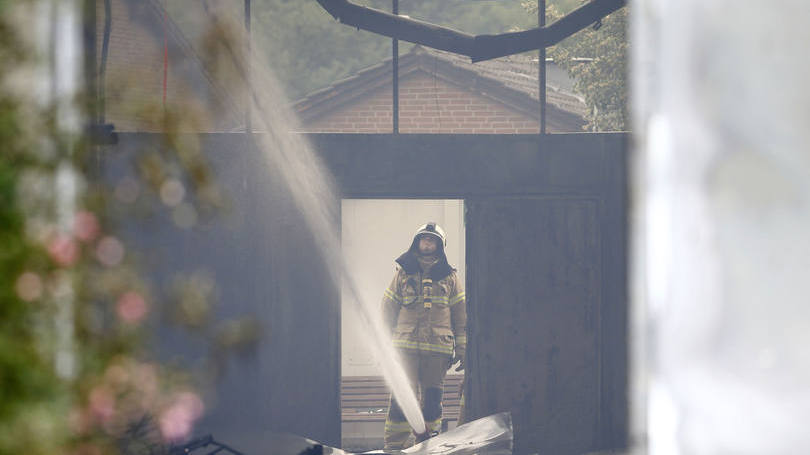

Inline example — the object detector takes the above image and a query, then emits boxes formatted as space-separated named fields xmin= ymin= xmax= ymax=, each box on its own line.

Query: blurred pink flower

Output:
xmin=73 ymin=211 xmax=100 ymax=242
xmin=159 ymin=392 xmax=204 ymax=442
xmin=117 ymin=291 xmax=148 ymax=324
xmin=15 ymin=272 xmax=43 ymax=301
xmin=95 ymin=236 xmax=125 ymax=267
xmin=88 ymin=386 xmax=115 ymax=422
xmin=47 ymin=233 xmax=79 ymax=266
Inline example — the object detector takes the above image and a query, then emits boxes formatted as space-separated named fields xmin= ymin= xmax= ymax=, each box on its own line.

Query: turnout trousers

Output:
xmin=383 ymin=349 xmax=451 ymax=450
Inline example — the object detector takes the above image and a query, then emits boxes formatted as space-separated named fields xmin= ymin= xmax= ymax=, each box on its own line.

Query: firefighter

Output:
xmin=381 ymin=222 xmax=466 ymax=450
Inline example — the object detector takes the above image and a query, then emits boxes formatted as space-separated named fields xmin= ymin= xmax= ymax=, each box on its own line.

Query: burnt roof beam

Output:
xmin=315 ymin=0 xmax=626 ymax=63
xmin=474 ymin=0 xmax=626 ymax=62
xmin=316 ymin=0 xmax=476 ymax=57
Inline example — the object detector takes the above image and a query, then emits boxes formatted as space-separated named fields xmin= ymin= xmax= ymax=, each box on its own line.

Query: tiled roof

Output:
xmin=294 ymin=44 xmax=588 ymax=121
xmin=413 ymin=46 xmax=587 ymax=118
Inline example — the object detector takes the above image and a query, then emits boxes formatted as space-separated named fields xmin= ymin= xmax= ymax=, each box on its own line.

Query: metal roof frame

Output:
xmin=315 ymin=0 xmax=626 ymax=62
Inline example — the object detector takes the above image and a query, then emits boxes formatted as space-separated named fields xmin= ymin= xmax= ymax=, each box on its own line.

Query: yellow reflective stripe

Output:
xmin=393 ymin=340 xmax=454 ymax=354
xmin=384 ymin=421 xmax=412 ymax=429
xmin=384 ymin=423 xmax=412 ymax=435
xmin=395 ymin=295 xmax=455 ymax=306
xmin=384 ymin=288 xmax=402 ymax=304
xmin=450 ymin=292 xmax=465 ymax=305
xmin=455 ymin=335 xmax=467 ymax=345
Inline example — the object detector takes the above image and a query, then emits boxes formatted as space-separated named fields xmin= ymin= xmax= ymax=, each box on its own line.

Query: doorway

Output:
xmin=340 ymin=199 xmax=465 ymax=450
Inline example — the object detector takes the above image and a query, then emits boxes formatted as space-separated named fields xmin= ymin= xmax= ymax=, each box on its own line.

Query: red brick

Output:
xmin=298 ymin=69 xmax=568 ymax=134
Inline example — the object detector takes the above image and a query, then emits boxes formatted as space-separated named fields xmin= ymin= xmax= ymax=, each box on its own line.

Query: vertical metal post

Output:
xmin=82 ymin=0 xmax=97 ymax=126
xmin=392 ymin=0 xmax=399 ymax=134
xmin=162 ymin=3 xmax=168 ymax=110
xmin=100 ymin=0 xmax=111 ymax=124
xmin=539 ymin=0 xmax=547 ymax=134
xmin=245 ymin=0 xmax=252 ymax=133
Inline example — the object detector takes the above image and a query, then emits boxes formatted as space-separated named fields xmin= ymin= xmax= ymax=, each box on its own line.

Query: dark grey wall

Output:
xmin=313 ymin=133 xmax=628 ymax=454
xmin=100 ymin=134 xmax=341 ymax=452
xmin=101 ymin=132 xmax=627 ymax=454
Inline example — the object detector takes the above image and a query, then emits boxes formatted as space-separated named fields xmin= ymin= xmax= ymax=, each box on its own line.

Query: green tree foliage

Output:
xmin=535 ymin=0 xmax=581 ymax=14
xmin=257 ymin=0 xmax=537 ymax=99
xmin=0 ymin=8 xmax=68 ymax=454
xmin=0 ymin=101 xmax=68 ymax=455
xmin=168 ymin=0 xmax=627 ymax=123
xmin=169 ymin=0 xmax=536 ymax=100
xmin=525 ymin=0 xmax=629 ymax=131
xmin=393 ymin=0 xmax=535 ymax=35
xmin=252 ymin=0 xmax=390 ymax=101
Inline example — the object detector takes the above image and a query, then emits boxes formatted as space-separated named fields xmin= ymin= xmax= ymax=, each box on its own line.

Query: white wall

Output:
xmin=632 ymin=2 xmax=810 ymax=453
xmin=341 ymin=200 xmax=465 ymax=377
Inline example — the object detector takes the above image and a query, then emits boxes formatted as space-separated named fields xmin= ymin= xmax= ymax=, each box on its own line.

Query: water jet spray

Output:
xmin=196 ymin=5 xmax=428 ymax=437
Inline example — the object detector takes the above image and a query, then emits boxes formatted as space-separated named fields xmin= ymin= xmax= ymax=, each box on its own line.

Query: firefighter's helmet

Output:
xmin=413 ymin=222 xmax=447 ymax=249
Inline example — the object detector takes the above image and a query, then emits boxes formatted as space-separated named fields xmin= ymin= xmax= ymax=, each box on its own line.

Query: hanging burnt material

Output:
xmin=315 ymin=0 xmax=626 ymax=62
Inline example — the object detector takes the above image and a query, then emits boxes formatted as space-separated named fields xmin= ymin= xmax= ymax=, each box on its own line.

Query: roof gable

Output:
xmin=294 ymin=45 xmax=587 ymax=131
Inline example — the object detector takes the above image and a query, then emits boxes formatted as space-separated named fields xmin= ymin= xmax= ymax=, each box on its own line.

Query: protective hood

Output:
xmin=395 ymin=245 xmax=454 ymax=281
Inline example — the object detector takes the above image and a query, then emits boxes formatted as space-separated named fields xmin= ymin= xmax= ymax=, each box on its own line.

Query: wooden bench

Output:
xmin=341 ymin=374 xmax=464 ymax=430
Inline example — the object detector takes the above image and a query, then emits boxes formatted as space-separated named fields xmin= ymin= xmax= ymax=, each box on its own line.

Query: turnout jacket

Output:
xmin=381 ymin=251 xmax=466 ymax=356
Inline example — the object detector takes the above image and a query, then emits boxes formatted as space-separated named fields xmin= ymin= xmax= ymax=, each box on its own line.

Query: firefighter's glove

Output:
xmin=452 ymin=346 xmax=466 ymax=372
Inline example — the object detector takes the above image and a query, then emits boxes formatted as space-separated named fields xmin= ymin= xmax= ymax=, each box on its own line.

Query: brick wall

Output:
xmin=97 ymin=0 xmax=235 ymax=132
xmin=300 ymin=71 xmax=542 ymax=134
xmin=97 ymin=0 xmax=161 ymax=131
